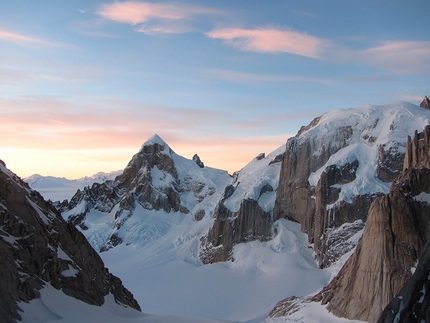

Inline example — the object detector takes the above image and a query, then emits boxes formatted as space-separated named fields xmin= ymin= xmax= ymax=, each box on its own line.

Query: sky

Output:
xmin=1 ymin=0 xmax=430 ymax=179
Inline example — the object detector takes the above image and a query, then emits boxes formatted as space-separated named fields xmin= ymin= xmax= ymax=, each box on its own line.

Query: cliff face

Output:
xmin=201 ymin=102 xmax=430 ymax=267
xmin=0 ymin=160 xmax=140 ymax=323
xmin=309 ymin=124 xmax=430 ymax=322
xmin=314 ymin=169 xmax=430 ymax=322
xmin=404 ymin=124 xmax=430 ymax=170
xmin=273 ymin=103 xmax=428 ymax=267
xmin=377 ymin=239 xmax=430 ymax=323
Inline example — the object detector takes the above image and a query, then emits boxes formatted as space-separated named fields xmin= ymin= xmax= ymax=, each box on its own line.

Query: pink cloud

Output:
xmin=206 ymin=27 xmax=327 ymax=58
xmin=97 ymin=2 xmax=185 ymax=24
xmin=358 ymin=41 xmax=430 ymax=74
xmin=202 ymin=68 xmax=335 ymax=85
xmin=97 ymin=1 xmax=222 ymax=34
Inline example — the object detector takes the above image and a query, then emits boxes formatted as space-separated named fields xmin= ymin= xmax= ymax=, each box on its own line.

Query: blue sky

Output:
xmin=1 ymin=0 xmax=430 ymax=178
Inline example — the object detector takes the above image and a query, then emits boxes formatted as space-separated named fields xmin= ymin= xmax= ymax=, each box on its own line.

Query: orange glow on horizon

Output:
xmin=1 ymin=134 xmax=291 ymax=180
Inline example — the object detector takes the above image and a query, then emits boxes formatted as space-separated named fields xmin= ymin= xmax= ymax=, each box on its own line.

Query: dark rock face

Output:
xmin=420 ymin=96 xmax=430 ymax=110
xmin=273 ymin=123 xmax=386 ymax=268
xmin=377 ymin=239 xmax=430 ymax=323
xmin=115 ymin=141 xmax=184 ymax=214
xmin=0 ymin=161 xmax=141 ymax=323
xmin=311 ymin=167 xmax=430 ymax=322
xmin=404 ymin=124 xmax=430 ymax=170
xmin=193 ymin=154 xmax=204 ymax=168
xmin=377 ymin=144 xmax=405 ymax=182
xmin=200 ymin=197 xmax=272 ymax=263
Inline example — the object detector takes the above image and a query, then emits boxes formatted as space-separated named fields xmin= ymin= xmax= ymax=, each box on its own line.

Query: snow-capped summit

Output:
xmin=63 ymin=134 xmax=231 ymax=252
xmin=142 ymin=133 xmax=169 ymax=147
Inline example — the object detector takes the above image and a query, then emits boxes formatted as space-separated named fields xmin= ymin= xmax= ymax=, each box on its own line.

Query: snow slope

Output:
xmin=24 ymin=170 xmax=122 ymax=202
xmin=224 ymin=146 xmax=284 ymax=213
xmin=99 ymin=218 xmax=340 ymax=323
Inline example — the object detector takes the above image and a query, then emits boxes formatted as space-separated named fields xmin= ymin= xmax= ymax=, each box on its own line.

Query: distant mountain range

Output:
xmin=24 ymin=170 xmax=122 ymax=202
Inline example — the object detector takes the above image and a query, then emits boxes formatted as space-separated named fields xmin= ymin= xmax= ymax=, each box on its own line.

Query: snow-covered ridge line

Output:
xmin=305 ymin=102 xmax=430 ymax=203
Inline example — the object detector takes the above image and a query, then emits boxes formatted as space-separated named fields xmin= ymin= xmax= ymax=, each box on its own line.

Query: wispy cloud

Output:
xmin=0 ymin=66 xmax=111 ymax=85
xmin=346 ymin=74 xmax=398 ymax=83
xmin=203 ymin=68 xmax=335 ymax=85
xmin=0 ymin=30 xmax=69 ymax=49
xmin=358 ymin=41 xmax=430 ymax=74
xmin=206 ymin=27 xmax=327 ymax=58
xmin=97 ymin=1 xmax=222 ymax=34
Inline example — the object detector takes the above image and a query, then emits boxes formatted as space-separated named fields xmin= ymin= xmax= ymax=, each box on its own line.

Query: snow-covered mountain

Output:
xmin=61 ymin=133 xmax=349 ymax=322
xmin=62 ymin=134 xmax=232 ymax=252
xmin=24 ymin=170 xmax=122 ymax=202
xmin=15 ymin=100 xmax=430 ymax=322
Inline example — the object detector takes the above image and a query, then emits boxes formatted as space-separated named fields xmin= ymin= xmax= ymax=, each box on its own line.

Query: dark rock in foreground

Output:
xmin=0 ymin=160 xmax=141 ymax=323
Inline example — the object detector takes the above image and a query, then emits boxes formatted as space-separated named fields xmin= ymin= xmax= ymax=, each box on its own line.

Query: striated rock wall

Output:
xmin=200 ymin=195 xmax=272 ymax=263
xmin=377 ymin=239 xmax=430 ymax=323
xmin=404 ymin=124 xmax=430 ymax=170
xmin=311 ymin=163 xmax=430 ymax=321
xmin=314 ymin=177 xmax=429 ymax=321
xmin=273 ymin=121 xmax=390 ymax=267
xmin=0 ymin=160 xmax=141 ymax=322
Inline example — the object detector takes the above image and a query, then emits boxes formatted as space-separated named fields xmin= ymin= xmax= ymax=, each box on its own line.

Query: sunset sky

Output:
xmin=1 ymin=1 xmax=430 ymax=178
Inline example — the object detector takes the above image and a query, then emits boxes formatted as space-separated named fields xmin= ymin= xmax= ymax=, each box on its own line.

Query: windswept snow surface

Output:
xmin=223 ymin=145 xmax=285 ymax=213
xmin=18 ymin=215 xmax=346 ymax=323
xmin=24 ymin=170 xmax=122 ymax=202
xmin=19 ymin=284 xmax=233 ymax=323
xmin=99 ymin=218 xmax=334 ymax=323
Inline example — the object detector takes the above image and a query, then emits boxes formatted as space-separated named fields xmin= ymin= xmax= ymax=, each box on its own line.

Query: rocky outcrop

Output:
xmin=269 ymin=166 xmax=430 ymax=322
xmin=404 ymin=124 xmax=430 ymax=170
xmin=377 ymin=239 xmax=430 ymax=323
xmin=200 ymin=195 xmax=273 ymax=263
xmin=193 ymin=154 xmax=204 ymax=168
xmin=0 ymin=160 xmax=141 ymax=323
xmin=420 ymin=96 xmax=430 ymax=110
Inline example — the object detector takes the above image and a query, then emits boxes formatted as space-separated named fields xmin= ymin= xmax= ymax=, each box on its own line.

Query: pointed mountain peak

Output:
xmin=143 ymin=133 xmax=168 ymax=147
